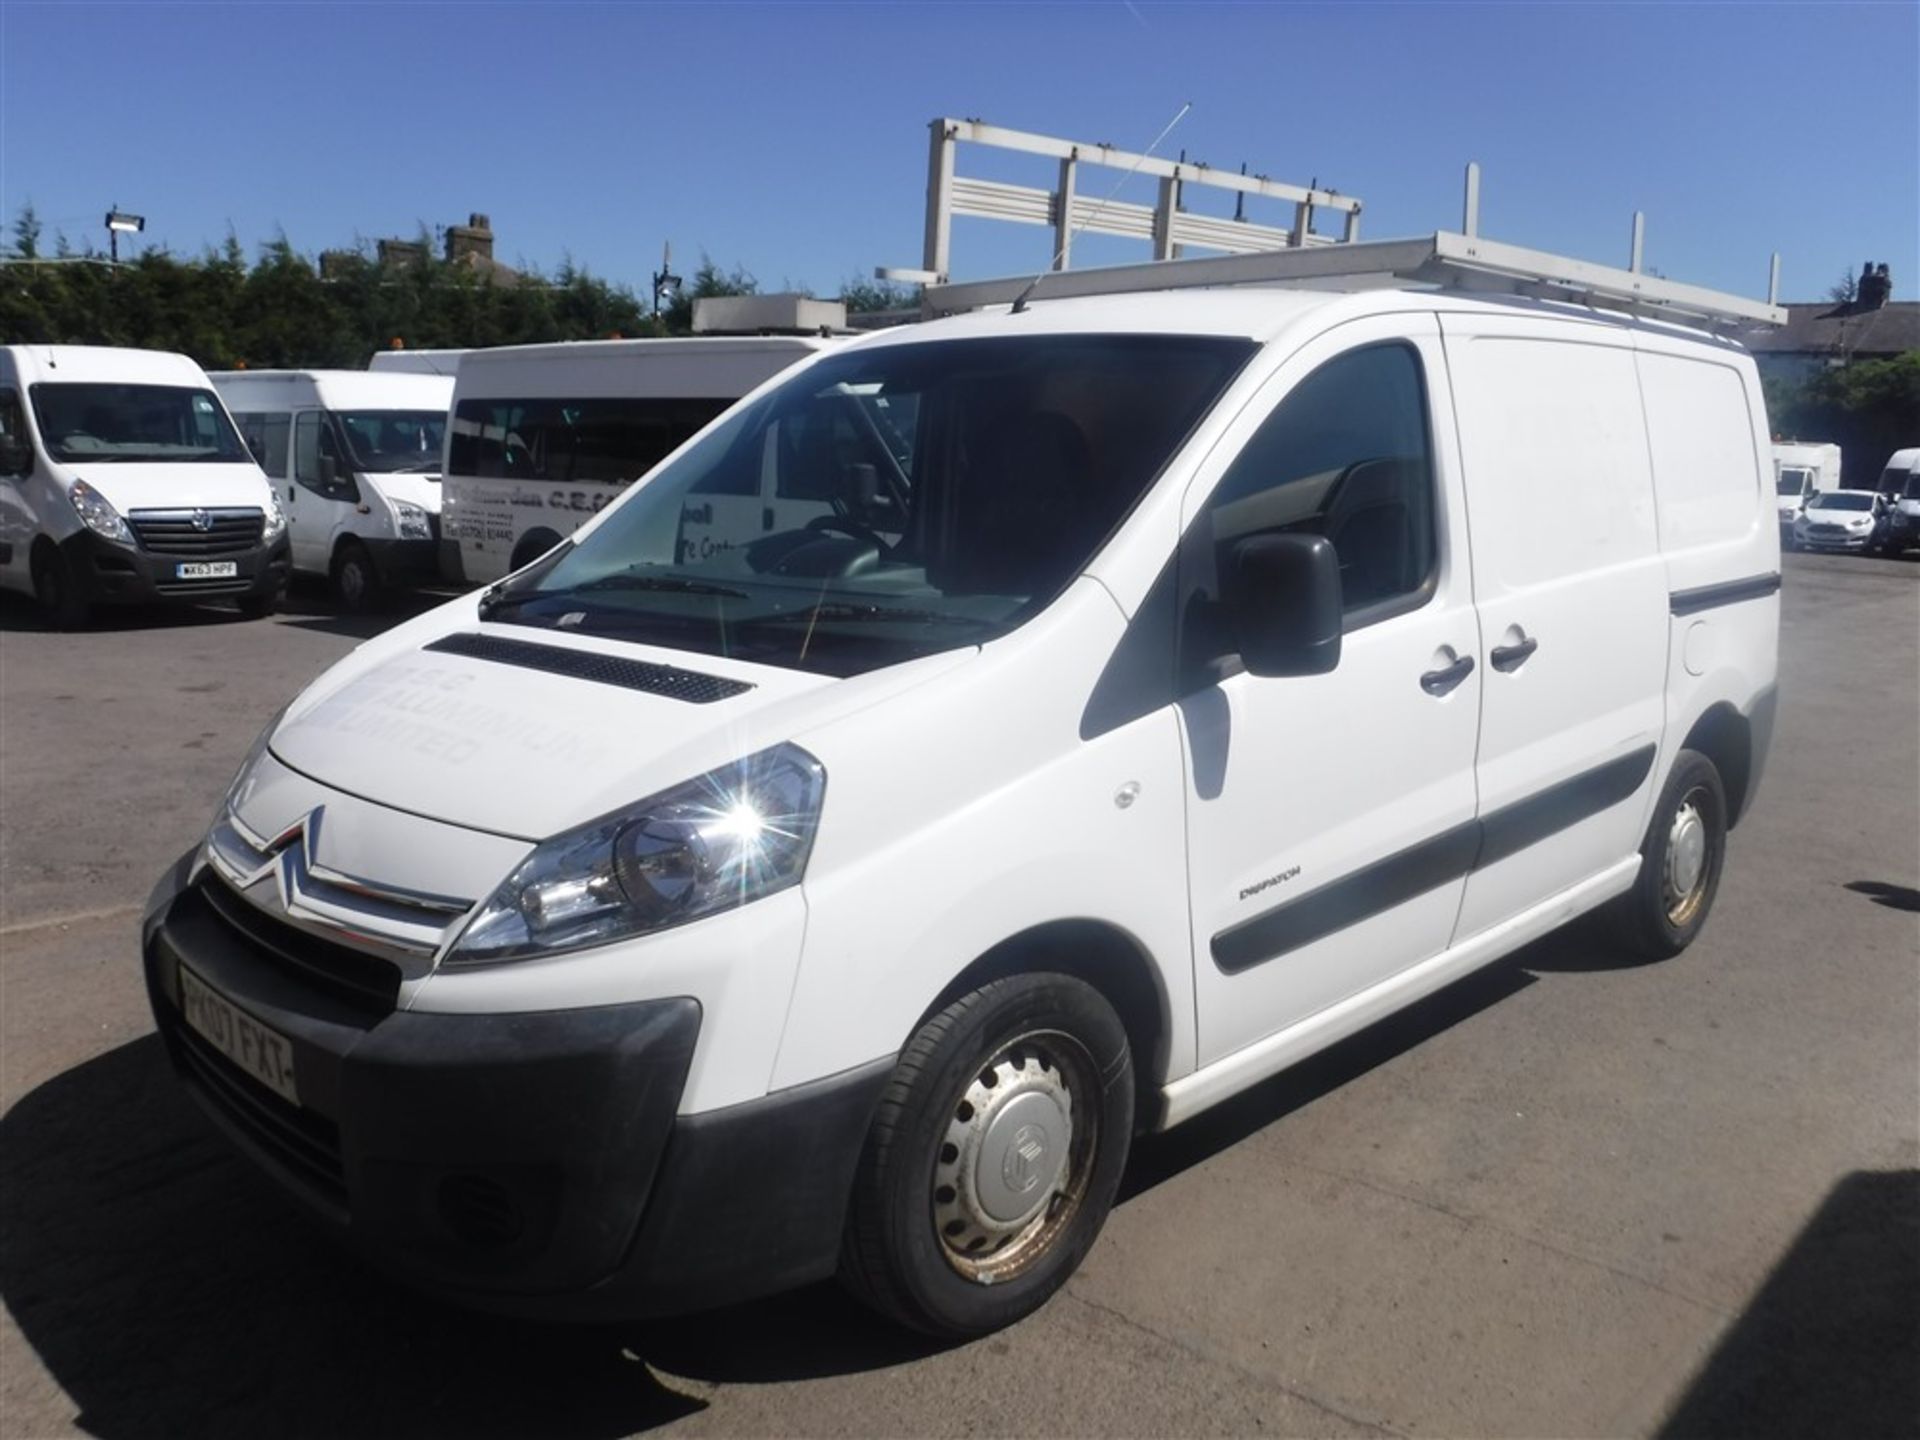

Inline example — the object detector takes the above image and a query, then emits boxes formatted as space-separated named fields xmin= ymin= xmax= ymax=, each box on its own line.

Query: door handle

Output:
xmin=287 ymin=484 xmax=295 ymax=502
xmin=1420 ymin=654 xmax=1475 ymax=696
xmin=1490 ymin=635 xmax=1539 ymax=672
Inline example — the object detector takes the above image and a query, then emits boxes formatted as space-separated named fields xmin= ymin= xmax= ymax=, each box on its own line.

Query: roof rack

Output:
xmin=908 ymin=153 xmax=1786 ymax=332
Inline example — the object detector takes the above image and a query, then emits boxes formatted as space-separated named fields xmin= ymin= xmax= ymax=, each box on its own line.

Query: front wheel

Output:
xmin=840 ymin=973 xmax=1134 ymax=1338
xmin=330 ymin=541 xmax=386 ymax=613
xmin=1604 ymin=748 xmax=1727 ymax=960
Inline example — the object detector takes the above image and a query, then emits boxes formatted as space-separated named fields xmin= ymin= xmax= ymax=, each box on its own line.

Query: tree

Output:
xmin=1767 ymin=350 xmax=1920 ymax=483
xmin=11 ymin=203 xmax=41 ymax=261
xmin=663 ymin=256 xmax=758 ymax=334
xmin=841 ymin=276 xmax=921 ymax=314
xmin=1827 ymin=270 xmax=1858 ymax=306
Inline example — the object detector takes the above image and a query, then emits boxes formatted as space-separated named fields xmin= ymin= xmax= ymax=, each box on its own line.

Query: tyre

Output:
xmin=1604 ymin=748 xmax=1727 ymax=960
xmin=840 ymin=972 xmax=1133 ymax=1338
xmin=329 ymin=541 xmax=385 ymax=613
xmin=31 ymin=544 xmax=89 ymax=630
xmin=234 ymin=588 xmax=279 ymax=621
xmin=509 ymin=530 xmax=563 ymax=574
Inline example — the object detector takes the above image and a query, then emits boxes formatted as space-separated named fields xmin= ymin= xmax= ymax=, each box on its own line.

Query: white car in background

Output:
xmin=1794 ymin=489 xmax=1885 ymax=553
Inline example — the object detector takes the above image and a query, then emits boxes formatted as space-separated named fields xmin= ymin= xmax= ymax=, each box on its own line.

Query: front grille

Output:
xmin=172 ymin=1018 xmax=347 ymax=1211
xmin=198 ymin=875 xmax=401 ymax=1017
xmin=129 ymin=508 xmax=265 ymax=556
xmin=1808 ymin=523 xmax=1847 ymax=536
xmin=425 ymin=632 xmax=753 ymax=704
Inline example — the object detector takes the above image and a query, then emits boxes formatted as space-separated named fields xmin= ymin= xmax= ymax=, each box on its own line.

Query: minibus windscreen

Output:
xmin=30 ymin=385 xmax=250 ymax=464
xmin=484 ymin=334 xmax=1256 ymax=677
xmin=338 ymin=410 xmax=448 ymax=473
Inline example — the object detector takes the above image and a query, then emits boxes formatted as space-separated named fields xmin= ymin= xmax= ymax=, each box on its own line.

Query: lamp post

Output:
xmin=105 ymin=207 xmax=145 ymax=264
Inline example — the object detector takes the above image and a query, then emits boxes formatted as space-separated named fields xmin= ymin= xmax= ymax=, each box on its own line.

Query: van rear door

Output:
xmin=1441 ymin=316 xmax=1667 ymax=941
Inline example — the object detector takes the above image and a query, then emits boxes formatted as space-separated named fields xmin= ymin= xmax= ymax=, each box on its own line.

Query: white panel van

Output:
xmin=210 ymin=371 xmax=455 ymax=610
xmin=143 ymin=285 xmax=1779 ymax=1338
xmin=1877 ymin=447 xmax=1920 ymax=556
xmin=439 ymin=337 xmax=838 ymax=587
xmin=0 ymin=345 xmax=289 ymax=627
xmin=1770 ymin=440 xmax=1842 ymax=546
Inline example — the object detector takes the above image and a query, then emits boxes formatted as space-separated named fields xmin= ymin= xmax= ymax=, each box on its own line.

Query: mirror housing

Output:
xmin=0 ymin=436 xmax=31 ymax=477
xmin=1222 ymin=533 xmax=1343 ymax=678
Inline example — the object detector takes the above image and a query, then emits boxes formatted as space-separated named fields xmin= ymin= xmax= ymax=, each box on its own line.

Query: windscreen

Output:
xmin=30 ymin=384 xmax=249 ymax=464
xmin=1776 ymin=467 xmax=1812 ymax=495
xmin=483 ymin=334 xmax=1254 ymax=677
xmin=1815 ymin=492 xmax=1874 ymax=511
xmin=337 ymin=410 xmax=447 ymax=474
xmin=1880 ymin=468 xmax=1920 ymax=500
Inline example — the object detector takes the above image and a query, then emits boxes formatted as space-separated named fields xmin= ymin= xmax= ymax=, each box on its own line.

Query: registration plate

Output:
xmin=178 ymin=965 xmax=300 ymax=1105
xmin=175 ymin=561 xmax=239 ymax=580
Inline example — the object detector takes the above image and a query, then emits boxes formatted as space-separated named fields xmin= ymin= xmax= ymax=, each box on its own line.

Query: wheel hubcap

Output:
xmin=1664 ymin=793 xmax=1710 ymax=925
xmin=341 ymin=562 xmax=365 ymax=604
xmin=933 ymin=1032 xmax=1097 ymax=1283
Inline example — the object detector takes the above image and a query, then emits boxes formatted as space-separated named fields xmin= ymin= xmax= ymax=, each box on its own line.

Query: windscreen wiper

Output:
xmin=774 ymin=601 xmax=998 ymax=627
xmin=481 ymin=571 xmax=751 ymax=619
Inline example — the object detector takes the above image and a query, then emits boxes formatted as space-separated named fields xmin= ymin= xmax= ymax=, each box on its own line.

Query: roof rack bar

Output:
xmin=1630 ymin=212 xmax=1645 ymax=274
xmin=923 ymin=228 xmax=1787 ymax=329
xmin=1462 ymin=162 xmax=1481 ymax=239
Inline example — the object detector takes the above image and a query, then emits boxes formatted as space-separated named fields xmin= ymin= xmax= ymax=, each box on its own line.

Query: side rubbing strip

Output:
xmin=1212 ymin=822 xmax=1478 ymax=975
xmin=1474 ymin=744 xmax=1656 ymax=869
xmin=1213 ymin=744 xmax=1659 ymax=974
xmin=1670 ymin=572 xmax=1780 ymax=617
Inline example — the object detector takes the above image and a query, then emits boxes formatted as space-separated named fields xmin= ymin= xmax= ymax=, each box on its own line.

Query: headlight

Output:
xmin=260 ymin=496 xmax=286 ymax=542
xmin=392 ymin=501 xmax=432 ymax=541
xmin=448 ymin=742 xmax=827 ymax=966
xmin=68 ymin=479 xmax=132 ymax=543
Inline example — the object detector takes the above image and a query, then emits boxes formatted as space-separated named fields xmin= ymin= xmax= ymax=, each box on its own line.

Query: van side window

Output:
xmin=0 ymin=388 xmax=30 ymax=476
xmin=234 ymin=412 xmax=291 ymax=478
xmin=1206 ymin=343 xmax=1436 ymax=621
xmin=1636 ymin=353 xmax=1760 ymax=550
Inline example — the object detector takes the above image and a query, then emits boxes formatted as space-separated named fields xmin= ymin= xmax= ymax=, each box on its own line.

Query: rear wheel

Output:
xmin=330 ymin=540 xmax=385 ymax=613
xmin=840 ymin=973 xmax=1133 ymax=1338
xmin=1604 ymin=748 xmax=1727 ymax=959
xmin=31 ymin=544 xmax=89 ymax=630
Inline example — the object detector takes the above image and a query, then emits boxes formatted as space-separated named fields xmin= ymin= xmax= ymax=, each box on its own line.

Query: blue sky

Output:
xmin=2 ymin=2 xmax=1914 ymax=306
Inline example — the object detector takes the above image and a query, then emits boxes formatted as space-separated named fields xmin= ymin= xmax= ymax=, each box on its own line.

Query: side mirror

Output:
xmin=319 ymin=454 xmax=339 ymax=488
xmin=1222 ymin=533 xmax=1343 ymax=678
xmin=0 ymin=436 xmax=31 ymax=476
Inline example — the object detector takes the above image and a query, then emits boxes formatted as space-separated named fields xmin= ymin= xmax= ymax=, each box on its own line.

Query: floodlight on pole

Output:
xmin=104 ymin=207 xmax=145 ymax=264
xmin=652 ymin=242 xmax=682 ymax=318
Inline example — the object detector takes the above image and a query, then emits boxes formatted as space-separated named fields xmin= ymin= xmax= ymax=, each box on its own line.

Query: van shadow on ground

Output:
xmin=2 ymin=919 xmax=1877 ymax=1437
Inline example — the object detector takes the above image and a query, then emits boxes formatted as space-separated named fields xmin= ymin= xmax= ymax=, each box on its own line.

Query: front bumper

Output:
xmin=64 ymin=530 xmax=290 ymax=607
xmin=141 ymin=852 xmax=887 ymax=1319
xmin=1794 ymin=529 xmax=1872 ymax=551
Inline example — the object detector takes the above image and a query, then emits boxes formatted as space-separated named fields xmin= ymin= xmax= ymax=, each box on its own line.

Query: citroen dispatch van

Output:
xmin=211 ymin=371 xmax=455 ymax=609
xmin=1770 ymin=440 xmax=1841 ymax=547
xmin=0 ymin=345 xmax=288 ymax=627
xmin=142 ymin=283 xmax=1780 ymax=1338
xmin=440 ymin=336 xmax=838 ymax=587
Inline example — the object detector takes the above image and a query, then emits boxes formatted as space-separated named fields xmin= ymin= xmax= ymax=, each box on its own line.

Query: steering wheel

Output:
xmin=806 ymin=513 xmax=890 ymax=551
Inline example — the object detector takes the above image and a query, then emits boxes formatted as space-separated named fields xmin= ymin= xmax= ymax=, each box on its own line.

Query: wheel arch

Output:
xmin=1679 ymin=701 xmax=1755 ymax=829
xmin=919 ymin=918 xmax=1173 ymax=1131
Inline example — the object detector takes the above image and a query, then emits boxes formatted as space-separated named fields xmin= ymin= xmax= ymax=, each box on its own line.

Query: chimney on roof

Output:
xmin=1857 ymin=261 xmax=1892 ymax=311
xmin=446 ymin=213 xmax=494 ymax=264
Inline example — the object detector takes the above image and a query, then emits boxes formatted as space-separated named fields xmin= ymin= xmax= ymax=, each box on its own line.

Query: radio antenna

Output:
xmin=1010 ymin=101 xmax=1193 ymax=314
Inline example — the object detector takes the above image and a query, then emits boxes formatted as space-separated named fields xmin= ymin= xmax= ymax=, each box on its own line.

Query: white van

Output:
xmin=1877 ymin=447 xmax=1920 ymax=555
xmin=367 ymin=349 xmax=468 ymax=377
xmin=0 ymin=345 xmax=288 ymax=627
xmin=439 ymin=337 xmax=838 ymax=587
xmin=1770 ymin=440 xmax=1842 ymax=546
xmin=143 ymin=270 xmax=1780 ymax=1338
xmin=211 ymin=371 xmax=454 ymax=609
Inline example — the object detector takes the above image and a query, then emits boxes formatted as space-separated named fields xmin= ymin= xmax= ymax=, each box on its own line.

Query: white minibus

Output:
xmin=439 ymin=337 xmax=837 ymax=586
xmin=0 ymin=345 xmax=288 ymax=627
xmin=145 ymin=252 xmax=1781 ymax=1339
xmin=211 ymin=370 xmax=454 ymax=609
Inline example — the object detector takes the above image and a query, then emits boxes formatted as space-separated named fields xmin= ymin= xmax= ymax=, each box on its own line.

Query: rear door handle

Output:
xmin=1490 ymin=635 xmax=1539 ymax=672
xmin=1420 ymin=654 xmax=1475 ymax=696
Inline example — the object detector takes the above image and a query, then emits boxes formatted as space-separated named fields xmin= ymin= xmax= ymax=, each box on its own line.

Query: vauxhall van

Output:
xmin=0 ymin=345 xmax=288 ymax=627
xmin=142 ymin=257 xmax=1781 ymax=1338
xmin=1877 ymin=447 xmax=1920 ymax=556
xmin=211 ymin=370 xmax=455 ymax=610
xmin=439 ymin=336 xmax=838 ymax=587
